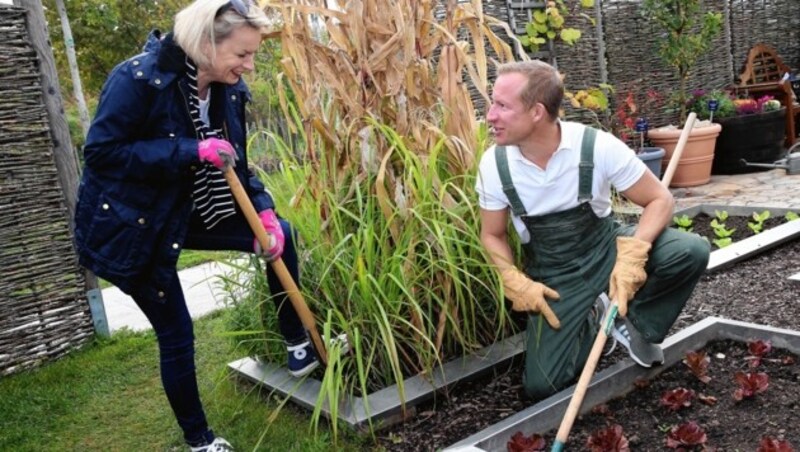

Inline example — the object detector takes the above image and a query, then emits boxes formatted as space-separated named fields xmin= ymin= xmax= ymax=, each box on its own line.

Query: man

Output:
xmin=475 ymin=60 xmax=710 ymax=399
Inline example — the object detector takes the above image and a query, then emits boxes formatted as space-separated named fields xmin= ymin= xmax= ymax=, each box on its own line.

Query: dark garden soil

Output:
xmin=375 ymin=216 xmax=800 ymax=451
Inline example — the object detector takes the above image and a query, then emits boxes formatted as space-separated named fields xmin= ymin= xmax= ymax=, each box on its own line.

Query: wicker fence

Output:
xmin=0 ymin=5 xmax=93 ymax=377
xmin=485 ymin=0 xmax=800 ymax=127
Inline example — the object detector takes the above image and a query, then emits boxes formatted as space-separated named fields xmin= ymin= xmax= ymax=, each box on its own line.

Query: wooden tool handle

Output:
xmin=552 ymin=298 xmax=619 ymax=451
xmin=660 ymin=112 xmax=697 ymax=188
xmin=223 ymin=168 xmax=328 ymax=365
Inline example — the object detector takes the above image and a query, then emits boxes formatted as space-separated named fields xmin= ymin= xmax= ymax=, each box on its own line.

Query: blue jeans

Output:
xmin=132 ymin=209 xmax=305 ymax=445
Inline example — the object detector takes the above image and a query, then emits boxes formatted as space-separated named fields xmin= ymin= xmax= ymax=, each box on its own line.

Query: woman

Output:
xmin=74 ymin=1 xmax=317 ymax=449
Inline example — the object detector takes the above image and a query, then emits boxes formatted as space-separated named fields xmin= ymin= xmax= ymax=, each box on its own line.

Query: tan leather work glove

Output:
xmin=500 ymin=267 xmax=561 ymax=329
xmin=608 ymin=236 xmax=652 ymax=317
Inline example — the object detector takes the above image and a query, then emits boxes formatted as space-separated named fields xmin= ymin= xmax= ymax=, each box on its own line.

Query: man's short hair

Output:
xmin=496 ymin=60 xmax=564 ymax=120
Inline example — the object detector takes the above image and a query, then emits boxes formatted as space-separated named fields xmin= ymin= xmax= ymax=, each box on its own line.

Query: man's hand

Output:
xmin=608 ymin=236 xmax=652 ymax=316
xmin=253 ymin=209 xmax=285 ymax=261
xmin=198 ymin=137 xmax=237 ymax=171
xmin=500 ymin=267 xmax=561 ymax=329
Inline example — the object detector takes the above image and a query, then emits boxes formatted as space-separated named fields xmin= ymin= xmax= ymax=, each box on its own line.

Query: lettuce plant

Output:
xmin=733 ymin=372 xmax=770 ymax=401
xmin=673 ymin=214 xmax=694 ymax=232
xmin=746 ymin=339 xmax=773 ymax=367
xmin=683 ymin=350 xmax=711 ymax=383
xmin=757 ymin=437 xmax=795 ymax=452
xmin=507 ymin=431 xmax=546 ymax=452
xmin=710 ymin=218 xmax=735 ymax=248
xmin=748 ymin=210 xmax=771 ymax=234
xmin=586 ymin=424 xmax=630 ymax=452
xmin=666 ymin=421 xmax=707 ymax=449
xmin=660 ymin=387 xmax=696 ymax=411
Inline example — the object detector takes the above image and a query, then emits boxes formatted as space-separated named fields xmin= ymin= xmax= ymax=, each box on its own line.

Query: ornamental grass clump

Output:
xmin=235 ymin=0 xmax=517 ymax=438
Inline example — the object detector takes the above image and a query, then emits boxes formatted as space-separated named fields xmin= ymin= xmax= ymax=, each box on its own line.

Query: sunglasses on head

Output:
xmin=216 ymin=0 xmax=250 ymax=17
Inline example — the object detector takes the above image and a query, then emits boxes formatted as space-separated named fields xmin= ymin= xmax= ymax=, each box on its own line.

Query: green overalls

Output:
xmin=496 ymin=127 xmax=710 ymax=398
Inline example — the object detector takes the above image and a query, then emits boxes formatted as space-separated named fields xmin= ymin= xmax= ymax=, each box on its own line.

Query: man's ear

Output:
xmin=529 ymin=102 xmax=549 ymax=123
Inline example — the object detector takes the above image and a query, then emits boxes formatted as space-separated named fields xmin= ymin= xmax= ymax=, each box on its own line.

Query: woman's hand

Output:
xmin=253 ymin=209 xmax=285 ymax=261
xmin=198 ymin=137 xmax=237 ymax=171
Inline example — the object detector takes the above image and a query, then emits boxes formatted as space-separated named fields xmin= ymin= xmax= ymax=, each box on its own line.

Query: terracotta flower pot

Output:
xmin=647 ymin=123 xmax=722 ymax=187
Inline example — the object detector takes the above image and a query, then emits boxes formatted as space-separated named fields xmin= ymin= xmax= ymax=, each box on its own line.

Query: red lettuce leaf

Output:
xmin=733 ymin=372 xmax=770 ymax=401
xmin=507 ymin=431 xmax=546 ymax=452
xmin=586 ymin=424 xmax=630 ymax=452
xmin=666 ymin=421 xmax=707 ymax=449
xmin=660 ymin=387 xmax=696 ymax=411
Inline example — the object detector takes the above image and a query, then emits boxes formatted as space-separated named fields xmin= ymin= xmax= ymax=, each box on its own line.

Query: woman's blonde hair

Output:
xmin=174 ymin=0 xmax=270 ymax=67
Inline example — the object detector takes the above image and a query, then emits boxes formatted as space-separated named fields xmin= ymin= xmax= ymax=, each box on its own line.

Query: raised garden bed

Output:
xmin=228 ymin=205 xmax=800 ymax=445
xmin=546 ymin=338 xmax=799 ymax=450
xmin=375 ymin=209 xmax=800 ymax=451
xmin=444 ymin=318 xmax=800 ymax=452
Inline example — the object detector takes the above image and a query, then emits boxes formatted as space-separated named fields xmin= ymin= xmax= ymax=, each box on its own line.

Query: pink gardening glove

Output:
xmin=197 ymin=137 xmax=237 ymax=171
xmin=253 ymin=209 xmax=285 ymax=261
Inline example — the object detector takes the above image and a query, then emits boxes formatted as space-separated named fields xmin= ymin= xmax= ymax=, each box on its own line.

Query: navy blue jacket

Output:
xmin=74 ymin=31 xmax=273 ymax=302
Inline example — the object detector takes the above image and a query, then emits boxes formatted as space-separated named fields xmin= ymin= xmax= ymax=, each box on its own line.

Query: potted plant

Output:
xmin=688 ymin=90 xmax=786 ymax=174
xmin=641 ymin=0 xmax=724 ymax=187
xmin=614 ymin=89 xmax=667 ymax=177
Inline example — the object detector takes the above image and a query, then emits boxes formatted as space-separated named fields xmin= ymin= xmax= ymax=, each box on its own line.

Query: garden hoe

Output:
xmin=552 ymin=114 xmax=698 ymax=450
xmin=223 ymin=168 xmax=328 ymax=366
xmin=551 ymin=293 xmax=618 ymax=452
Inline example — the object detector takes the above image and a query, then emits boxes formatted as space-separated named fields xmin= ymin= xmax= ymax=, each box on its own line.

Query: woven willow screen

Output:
xmin=477 ymin=0 xmax=799 ymax=127
xmin=0 ymin=6 xmax=93 ymax=376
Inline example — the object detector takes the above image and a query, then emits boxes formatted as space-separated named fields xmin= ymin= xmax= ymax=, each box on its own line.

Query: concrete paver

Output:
xmin=103 ymin=261 xmax=236 ymax=333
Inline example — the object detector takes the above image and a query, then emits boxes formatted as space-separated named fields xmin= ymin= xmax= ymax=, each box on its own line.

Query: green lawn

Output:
xmin=0 ymin=311 xmax=368 ymax=451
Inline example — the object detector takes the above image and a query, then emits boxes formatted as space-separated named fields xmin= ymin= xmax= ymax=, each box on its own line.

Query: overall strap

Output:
xmin=495 ymin=146 xmax=527 ymax=217
xmin=578 ymin=126 xmax=597 ymax=203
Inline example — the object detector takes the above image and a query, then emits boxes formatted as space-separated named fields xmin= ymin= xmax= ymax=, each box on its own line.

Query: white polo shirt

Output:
xmin=475 ymin=121 xmax=646 ymax=243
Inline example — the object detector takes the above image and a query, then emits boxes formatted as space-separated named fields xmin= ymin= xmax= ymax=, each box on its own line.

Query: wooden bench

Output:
xmin=735 ymin=43 xmax=798 ymax=147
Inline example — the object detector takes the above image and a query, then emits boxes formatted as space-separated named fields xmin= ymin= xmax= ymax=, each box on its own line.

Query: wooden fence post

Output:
xmin=14 ymin=0 xmax=108 ymax=337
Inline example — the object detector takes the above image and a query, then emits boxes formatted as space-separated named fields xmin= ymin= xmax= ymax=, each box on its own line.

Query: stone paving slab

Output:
xmin=102 ymin=261 xmax=236 ymax=333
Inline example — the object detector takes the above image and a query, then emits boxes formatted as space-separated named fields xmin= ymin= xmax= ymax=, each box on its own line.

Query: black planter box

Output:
xmin=712 ymin=108 xmax=786 ymax=175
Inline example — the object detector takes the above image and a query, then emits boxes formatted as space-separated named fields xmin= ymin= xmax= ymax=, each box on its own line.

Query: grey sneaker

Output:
xmin=611 ymin=317 xmax=665 ymax=367
xmin=591 ymin=294 xmax=618 ymax=357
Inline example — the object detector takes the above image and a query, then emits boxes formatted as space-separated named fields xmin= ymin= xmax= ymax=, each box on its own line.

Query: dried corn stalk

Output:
xmin=265 ymin=0 xmax=514 ymax=225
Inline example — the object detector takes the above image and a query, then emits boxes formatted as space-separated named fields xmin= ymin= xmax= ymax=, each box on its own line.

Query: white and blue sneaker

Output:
xmin=287 ymin=334 xmax=350 ymax=378
xmin=286 ymin=340 xmax=319 ymax=377
xmin=189 ymin=437 xmax=234 ymax=452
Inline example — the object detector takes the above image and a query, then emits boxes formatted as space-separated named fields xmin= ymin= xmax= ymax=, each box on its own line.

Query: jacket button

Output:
xmin=136 ymin=71 xmax=143 ymax=77
xmin=132 ymin=60 xmax=140 ymax=66
xmin=102 ymin=203 xmax=109 ymax=210
xmin=169 ymin=133 xmax=175 ymax=138
xmin=154 ymin=78 xmax=161 ymax=85
xmin=158 ymin=291 xmax=165 ymax=298
xmin=172 ymin=243 xmax=179 ymax=250
xmin=231 ymin=94 xmax=237 ymax=101
xmin=138 ymin=217 xmax=146 ymax=225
